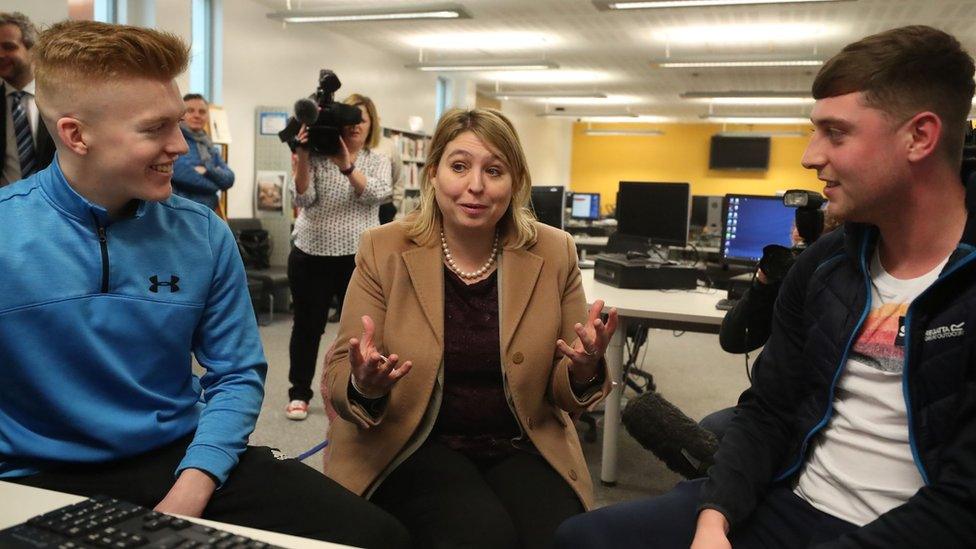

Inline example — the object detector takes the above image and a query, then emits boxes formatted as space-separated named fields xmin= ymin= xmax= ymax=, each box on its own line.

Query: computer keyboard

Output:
xmin=715 ymin=298 xmax=738 ymax=311
xmin=0 ymin=494 xmax=281 ymax=548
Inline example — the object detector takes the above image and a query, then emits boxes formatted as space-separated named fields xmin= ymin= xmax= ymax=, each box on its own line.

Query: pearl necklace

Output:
xmin=440 ymin=230 xmax=499 ymax=280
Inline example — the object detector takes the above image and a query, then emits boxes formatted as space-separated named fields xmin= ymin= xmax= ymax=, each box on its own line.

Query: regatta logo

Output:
xmin=924 ymin=322 xmax=965 ymax=342
xmin=149 ymin=275 xmax=181 ymax=293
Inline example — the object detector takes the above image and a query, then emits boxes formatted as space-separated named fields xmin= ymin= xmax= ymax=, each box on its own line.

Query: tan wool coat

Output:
xmin=321 ymin=219 xmax=610 ymax=508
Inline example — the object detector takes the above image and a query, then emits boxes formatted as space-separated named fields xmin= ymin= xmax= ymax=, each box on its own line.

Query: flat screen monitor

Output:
xmin=709 ymin=136 xmax=771 ymax=171
xmin=530 ymin=186 xmax=566 ymax=230
xmin=571 ymin=193 xmax=601 ymax=220
xmin=721 ymin=194 xmax=795 ymax=263
xmin=615 ymin=181 xmax=690 ymax=247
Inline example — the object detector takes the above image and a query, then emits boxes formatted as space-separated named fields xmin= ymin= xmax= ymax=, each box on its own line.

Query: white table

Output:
xmin=0 ymin=481 xmax=353 ymax=548
xmin=581 ymin=270 xmax=727 ymax=485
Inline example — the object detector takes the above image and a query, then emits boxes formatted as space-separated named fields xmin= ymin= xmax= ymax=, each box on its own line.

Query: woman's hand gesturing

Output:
xmin=556 ymin=300 xmax=618 ymax=384
xmin=348 ymin=315 xmax=412 ymax=399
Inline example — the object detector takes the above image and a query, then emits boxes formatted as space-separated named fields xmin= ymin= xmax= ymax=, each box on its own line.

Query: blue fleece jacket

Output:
xmin=0 ymin=159 xmax=266 ymax=485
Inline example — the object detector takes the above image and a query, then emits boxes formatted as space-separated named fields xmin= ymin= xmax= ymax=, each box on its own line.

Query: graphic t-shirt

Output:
xmin=794 ymin=249 xmax=948 ymax=526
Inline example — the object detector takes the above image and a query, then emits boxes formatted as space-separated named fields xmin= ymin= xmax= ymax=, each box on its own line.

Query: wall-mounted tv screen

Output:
xmin=709 ymin=135 xmax=771 ymax=171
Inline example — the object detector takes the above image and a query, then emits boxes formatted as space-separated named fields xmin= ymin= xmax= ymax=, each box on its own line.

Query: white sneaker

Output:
xmin=285 ymin=400 xmax=309 ymax=420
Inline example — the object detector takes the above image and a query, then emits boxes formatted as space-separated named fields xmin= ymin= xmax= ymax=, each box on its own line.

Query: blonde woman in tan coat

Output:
xmin=322 ymin=108 xmax=618 ymax=548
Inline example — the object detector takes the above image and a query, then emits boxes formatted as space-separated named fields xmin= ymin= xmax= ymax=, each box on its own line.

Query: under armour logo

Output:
xmin=149 ymin=275 xmax=180 ymax=293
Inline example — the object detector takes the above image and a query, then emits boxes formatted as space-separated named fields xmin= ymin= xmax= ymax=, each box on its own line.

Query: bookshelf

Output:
xmin=382 ymin=127 xmax=431 ymax=217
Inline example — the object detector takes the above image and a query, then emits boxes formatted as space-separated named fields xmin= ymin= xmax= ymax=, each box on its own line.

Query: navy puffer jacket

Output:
xmin=700 ymin=211 xmax=976 ymax=548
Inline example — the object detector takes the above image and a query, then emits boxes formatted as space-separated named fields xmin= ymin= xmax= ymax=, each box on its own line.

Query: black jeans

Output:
xmin=554 ymin=478 xmax=858 ymax=549
xmin=287 ymin=247 xmax=356 ymax=402
xmin=7 ymin=433 xmax=410 ymax=549
xmin=371 ymin=440 xmax=584 ymax=549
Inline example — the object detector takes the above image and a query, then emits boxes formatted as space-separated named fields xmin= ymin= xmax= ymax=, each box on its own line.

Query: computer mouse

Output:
xmin=626 ymin=250 xmax=651 ymax=260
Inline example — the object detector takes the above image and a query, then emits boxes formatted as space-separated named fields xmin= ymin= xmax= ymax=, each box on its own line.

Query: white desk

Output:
xmin=0 ymin=481 xmax=353 ymax=548
xmin=581 ymin=270 xmax=726 ymax=485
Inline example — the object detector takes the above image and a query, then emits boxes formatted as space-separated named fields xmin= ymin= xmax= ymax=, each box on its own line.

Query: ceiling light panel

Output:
xmin=598 ymin=0 xmax=853 ymax=9
xmin=581 ymin=115 xmax=675 ymax=123
xmin=656 ymin=23 xmax=835 ymax=45
xmin=702 ymin=115 xmax=811 ymax=124
xmin=655 ymin=60 xmax=823 ymax=68
xmin=585 ymin=129 xmax=664 ymax=136
xmin=539 ymin=111 xmax=638 ymax=118
xmin=690 ymin=97 xmax=815 ymax=105
xmin=491 ymin=91 xmax=607 ymax=99
xmin=540 ymin=95 xmax=641 ymax=106
xmin=485 ymin=70 xmax=611 ymax=84
xmin=407 ymin=60 xmax=558 ymax=72
xmin=404 ymin=31 xmax=556 ymax=51
xmin=268 ymin=4 xmax=470 ymax=23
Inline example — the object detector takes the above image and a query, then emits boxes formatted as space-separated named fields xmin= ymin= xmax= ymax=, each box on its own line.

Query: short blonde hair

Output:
xmin=343 ymin=93 xmax=380 ymax=150
xmin=33 ymin=20 xmax=188 ymax=113
xmin=406 ymin=108 xmax=537 ymax=250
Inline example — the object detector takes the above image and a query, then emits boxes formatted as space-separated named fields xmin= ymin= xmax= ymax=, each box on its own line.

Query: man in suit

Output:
xmin=1 ymin=12 xmax=55 ymax=187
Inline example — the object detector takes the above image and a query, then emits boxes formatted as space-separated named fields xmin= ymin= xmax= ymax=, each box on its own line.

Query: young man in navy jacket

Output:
xmin=0 ymin=20 xmax=407 ymax=548
xmin=557 ymin=25 xmax=976 ymax=549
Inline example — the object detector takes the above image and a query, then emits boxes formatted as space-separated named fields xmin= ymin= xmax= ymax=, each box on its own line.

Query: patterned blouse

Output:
xmin=290 ymin=148 xmax=392 ymax=256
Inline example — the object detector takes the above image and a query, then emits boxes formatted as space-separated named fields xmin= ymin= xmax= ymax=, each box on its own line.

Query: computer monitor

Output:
xmin=615 ymin=181 xmax=690 ymax=247
xmin=721 ymin=194 xmax=796 ymax=263
xmin=530 ymin=186 xmax=566 ymax=230
xmin=570 ymin=193 xmax=601 ymax=220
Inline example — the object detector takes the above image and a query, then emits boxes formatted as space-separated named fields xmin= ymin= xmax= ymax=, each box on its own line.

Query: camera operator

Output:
xmin=703 ymin=202 xmax=839 ymax=441
xmin=719 ymin=210 xmax=840 ymax=355
xmin=286 ymin=93 xmax=392 ymax=421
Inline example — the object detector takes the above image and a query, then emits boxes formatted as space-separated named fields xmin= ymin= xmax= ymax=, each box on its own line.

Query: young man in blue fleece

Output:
xmin=0 ymin=20 xmax=408 ymax=549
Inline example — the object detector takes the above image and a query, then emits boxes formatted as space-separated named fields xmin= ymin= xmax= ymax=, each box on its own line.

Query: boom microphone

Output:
xmin=294 ymin=98 xmax=320 ymax=126
xmin=622 ymin=390 xmax=719 ymax=479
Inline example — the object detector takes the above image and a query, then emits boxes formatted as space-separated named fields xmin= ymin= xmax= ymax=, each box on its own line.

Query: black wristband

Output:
xmin=340 ymin=164 xmax=355 ymax=176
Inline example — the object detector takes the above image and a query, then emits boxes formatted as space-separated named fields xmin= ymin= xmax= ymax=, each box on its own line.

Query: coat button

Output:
xmin=569 ymin=469 xmax=578 ymax=481
xmin=512 ymin=352 xmax=524 ymax=364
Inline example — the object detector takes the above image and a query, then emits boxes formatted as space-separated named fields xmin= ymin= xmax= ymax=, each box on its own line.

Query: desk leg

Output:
xmin=600 ymin=319 xmax=626 ymax=486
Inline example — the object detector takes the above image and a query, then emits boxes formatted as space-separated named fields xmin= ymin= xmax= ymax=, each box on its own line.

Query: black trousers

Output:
xmin=371 ymin=441 xmax=584 ymax=549
xmin=7 ymin=433 xmax=410 ymax=549
xmin=287 ymin=247 xmax=356 ymax=402
xmin=554 ymin=478 xmax=858 ymax=549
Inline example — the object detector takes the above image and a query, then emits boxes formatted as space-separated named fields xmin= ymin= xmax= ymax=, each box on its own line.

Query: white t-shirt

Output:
xmin=794 ymin=249 xmax=949 ymax=526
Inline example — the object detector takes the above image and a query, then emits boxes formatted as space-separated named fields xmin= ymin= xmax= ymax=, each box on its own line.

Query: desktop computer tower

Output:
xmin=594 ymin=255 xmax=699 ymax=290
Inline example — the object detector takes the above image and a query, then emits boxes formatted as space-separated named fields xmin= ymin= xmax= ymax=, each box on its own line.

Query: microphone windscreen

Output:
xmin=622 ymin=390 xmax=719 ymax=479
xmin=294 ymin=99 xmax=320 ymax=126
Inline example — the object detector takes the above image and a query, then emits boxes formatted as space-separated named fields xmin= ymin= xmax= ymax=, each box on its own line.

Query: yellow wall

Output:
xmin=570 ymin=122 xmax=822 ymax=214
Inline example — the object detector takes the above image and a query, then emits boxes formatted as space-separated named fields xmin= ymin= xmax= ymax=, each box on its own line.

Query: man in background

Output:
xmin=0 ymin=11 xmax=54 ymax=186
xmin=172 ymin=93 xmax=234 ymax=212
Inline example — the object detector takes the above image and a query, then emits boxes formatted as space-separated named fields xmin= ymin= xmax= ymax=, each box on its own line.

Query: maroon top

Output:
xmin=432 ymin=266 xmax=522 ymax=460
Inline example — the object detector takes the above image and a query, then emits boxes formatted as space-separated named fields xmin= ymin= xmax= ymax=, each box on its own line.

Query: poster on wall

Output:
xmin=208 ymin=105 xmax=232 ymax=144
xmin=259 ymin=112 xmax=289 ymax=136
xmin=255 ymin=170 xmax=286 ymax=213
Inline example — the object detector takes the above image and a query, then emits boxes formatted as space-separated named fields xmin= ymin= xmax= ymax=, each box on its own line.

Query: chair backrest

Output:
xmin=227 ymin=217 xmax=264 ymax=234
xmin=227 ymin=218 xmax=272 ymax=269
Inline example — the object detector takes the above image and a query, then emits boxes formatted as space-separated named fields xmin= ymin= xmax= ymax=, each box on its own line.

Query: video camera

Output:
xmin=277 ymin=70 xmax=363 ymax=156
xmin=757 ymin=190 xmax=826 ymax=284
